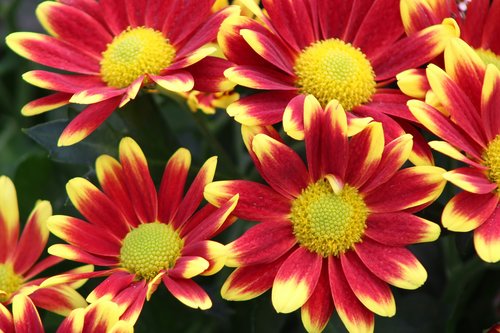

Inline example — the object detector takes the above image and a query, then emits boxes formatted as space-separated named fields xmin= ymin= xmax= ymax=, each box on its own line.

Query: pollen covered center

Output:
xmin=100 ymin=27 xmax=176 ymax=88
xmin=290 ymin=179 xmax=368 ymax=257
xmin=294 ymin=38 xmax=376 ymax=110
xmin=483 ymin=134 xmax=500 ymax=190
xmin=120 ymin=222 xmax=184 ymax=280
xmin=0 ymin=263 xmax=23 ymax=303
xmin=475 ymin=48 xmax=500 ymax=69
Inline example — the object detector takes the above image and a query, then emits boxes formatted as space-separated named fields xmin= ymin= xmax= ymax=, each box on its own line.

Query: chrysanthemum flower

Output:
xmin=43 ymin=137 xmax=238 ymax=325
xmin=218 ymin=0 xmax=459 ymax=164
xmin=5 ymin=0 xmax=238 ymax=146
xmin=0 ymin=176 xmax=88 ymax=320
xmin=204 ymin=96 xmax=446 ymax=332
xmin=398 ymin=0 xmax=499 ymax=99
xmin=407 ymin=38 xmax=500 ymax=263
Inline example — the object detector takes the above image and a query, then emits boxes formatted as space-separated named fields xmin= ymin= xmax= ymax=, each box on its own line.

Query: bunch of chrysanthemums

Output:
xmin=1 ymin=0 xmax=499 ymax=332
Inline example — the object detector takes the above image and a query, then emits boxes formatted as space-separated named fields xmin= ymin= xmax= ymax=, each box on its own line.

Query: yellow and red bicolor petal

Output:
xmin=70 ymin=86 xmax=124 ymax=105
xmin=119 ymin=137 xmax=158 ymax=223
xmin=443 ymin=168 xmax=497 ymax=194
xmin=48 ymin=244 xmax=117 ymax=266
xmin=481 ymin=64 xmax=500 ymax=141
xmin=29 ymin=285 xmax=87 ymax=316
xmin=80 ymin=300 xmax=121 ymax=333
xmin=119 ymin=76 xmax=144 ymax=107
xmin=400 ymin=0 xmax=441 ymax=35
xmin=283 ymin=94 xmax=307 ymax=140
xmin=12 ymin=200 xmax=51 ymax=275
xmin=442 ymin=191 xmax=498 ymax=232
xmin=96 ymin=155 xmax=139 ymax=227
xmin=205 ymin=181 xmax=291 ymax=222
xmin=23 ymin=70 xmax=105 ymax=94
xmin=0 ymin=176 xmax=19 ymax=263
xmin=341 ymin=251 xmax=395 ymax=317
xmin=186 ymin=57 xmax=236 ymax=93
xmin=21 ymin=92 xmax=71 ymax=116
xmin=252 ymin=134 xmax=310 ymax=199
xmin=227 ymin=91 xmax=297 ymax=126
xmin=303 ymin=95 xmax=324 ymax=179
xmin=36 ymin=1 xmax=111 ymax=56
xmin=322 ymin=100 xmax=349 ymax=180
xmin=162 ymin=276 xmax=211 ymax=310
xmin=65 ymin=177 xmax=130 ymax=237
xmin=158 ymin=148 xmax=191 ymax=224
xmin=23 ymin=256 xmax=62 ymax=281
xmin=474 ymin=206 xmax=500 ymax=263
xmin=225 ymin=65 xmax=296 ymax=91
xmin=173 ymin=156 xmax=217 ymax=228
xmin=48 ymin=215 xmax=121 ymax=257
xmin=150 ymin=71 xmax=194 ymax=92
xmin=182 ymin=240 xmax=226 ymax=276
xmin=428 ymin=141 xmax=486 ymax=170
xmin=5 ymin=32 xmax=99 ymax=74
xmin=426 ymin=63 xmax=487 ymax=147
xmin=328 ymin=257 xmax=374 ymax=333
xmin=12 ymin=294 xmax=43 ymax=333
xmin=364 ymin=166 xmax=446 ymax=213
xmin=221 ymin=254 xmax=288 ymax=301
xmin=354 ymin=238 xmax=427 ymax=290
xmin=373 ymin=19 xmax=459 ymax=81
xmin=111 ymin=280 xmax=147 ymax=325
xmin=365 ymin=212 xmax=440 ymax=246
xmin=396 ymin=68 xmax=430 ymax=99
xmin=40 ymin=269 xmax=112 ymax=288
xmin=241 ymin=124 xmax=283 ymax=173
xmin=168 ymin=256 xmax=209 ymax=279
xmin=225 ymin=221 xmax=296 ymax=267
xmin=168 ymin=46 xmax=217 ymax=71
xmin=361 ymin=134 xmax=413 ymax=193
xmin=301 ymin=263 xmax=333 ymax=333
xmin=183 ymin=194 xmax=238 ymax=242
xmin=272 ymin=247 xmax=322 ymax=314
xmin=0 ymin=302 xmax=14 ymax=332
xmin=407 ymin=100 xmax=482 ymax=159
xmin=87 ymin=271 xmax=135 ymax=303
xmin=346 ymin=122 xmax=384 ymax=188
xmin=58 ymin=97 xmax=121 ymax=147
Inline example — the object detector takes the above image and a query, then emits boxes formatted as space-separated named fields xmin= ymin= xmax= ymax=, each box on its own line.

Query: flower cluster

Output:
xmin=2 ymin=0 xmax=498 ymax=332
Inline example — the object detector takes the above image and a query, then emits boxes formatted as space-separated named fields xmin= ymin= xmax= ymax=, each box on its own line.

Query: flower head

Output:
xmin=44 ymin=137 xmax=238 ymax=325
xmin=5 ymin=0 xmax=238 ymax=146
xmin=205 ymin=96 xmax=446 ymax=332
xmin=407 ymin=38 xmax=500 ymax=263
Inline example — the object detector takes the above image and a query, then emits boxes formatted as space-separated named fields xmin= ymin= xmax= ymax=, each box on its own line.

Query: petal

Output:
xmin=186 ymin=57 xmax=236 ymax=93
xmin=23 ymin=70 xmax=105 ymax=94
xmin=474 ymin=205 xmax=500 ymax=263
xmin=0 ymin=176 xmax=19 ymax=263
xmin=13 ymin=200 xmax=51 ymax=275
xmin=328 ymin=257 xmax=374 ymax=333
xmin=252 ymin=133 xmax=310 ymax=199
xmin=363 ymin=166 xmax=446 ymax=213
xmin=168 ymin=256 xmax=209 ymax=279
xmin=119 ymin=137 xmax=158 ymax=223
xmin=23 ymin=256 xmax=63 ymax=281
xmin=225 ymin=65 xmax=296 ymax=92
xmin=158 ymin=148 xmax=191 ymax=224
xmin=428 ymin=141 xmax=485 ymax=170
xmin=100 ymin=0 xmax=128 ymax=34
xmin=65 ymin=177 xmax=130 ymax=238
xmin=21 ymin=92 xmax=72 ymax=116
xmin=354 ymin=238 xmax=427 ymax=290
xmin=443 ymin=168 xmax=497 ymax=194
xmin=303 ymin=94 xmax=324 ymax=180
xmin=150 ymin=71 xmax=194 ymax=92
xmin=111 ymin=280 xmax=147 ymax=325
xmin=162 ymin=276 xmax=211 ymax=310
xmin=81 ymin=300 xmax=121 ymax=333
xmin=442 ymin=191 xmax=498 ymax=232
xmin=481 ymin=64 xmax=500 ymax=141
xmin=86 ymin=272 xmax=135 ymax=303
xmin=322 ymin=100 xmax=349 ymax=181
xmin=365 ymin=212 xmax=441 ymax=246
xmin=400 ymin=0 xmax=442 ymax=35
xmin=40 ymin=269 xmax=112 ymax=288
xmin=226 ymin=221 xmax=296 ymax=267
xmin=29 ymin=285 xmax=87 ymax=316
xmin=58 ymin=97 xmax=121 ymax=146
xmin=118 ymin=76 xmax=144 ymax=107
xmin=48 ymin=244 xmax=117 ymax=266
xmin=181 ymin=240 xmax=227 ymax=276
xmin=396 ymin=68 xmax=430 ymax=99
xmin=272 ymin=247 xmax=322 ymax=313
xmin=283 ymin=94 xmax=307 ymax=141
xmin=0 ymin=302 xmax=14 ymax=333
xmin=204 ymin=180 xmax=290 ymax=222
xmin=341 ymin=251 xmax=395 ymax=317
xmin=12 ymin=295 xmax=43 ymax=333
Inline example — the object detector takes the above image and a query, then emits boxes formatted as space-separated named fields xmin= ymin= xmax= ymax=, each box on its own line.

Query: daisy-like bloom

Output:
xmin=42 ymin=137 xmax=238 ymax=325
xmin=398 ymin=0 xmax=500 ymax=100
xmin=5 ymin=0 xmax=238 ymax=146
xmin=0 ymin=176 xmax=88 ymax=320
xmin=218 ymin=0 xmax=459 ymax=164
xmin=406 ymin=38 xmax=500 ymax=263
xmin=204 ymin=96 xmax=446 ymax=333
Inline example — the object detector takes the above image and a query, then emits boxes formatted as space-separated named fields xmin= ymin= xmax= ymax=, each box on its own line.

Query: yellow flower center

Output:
xmin=475 ymin=48 xmax=500 ymax=69
xmin=483 ymin=134 xmax=500 ymax=190
xmin=290 ymin=179 xmax=368 ymax=257
xmin=0 ymin=263 xmax=23 ymax=303
xmin=100 ymin=27 xmax=176 ymax=88
xmin=294 ymin=38 xmax=376 ymax=109
xmin=120 ymin=222 xmax=184 ymax=280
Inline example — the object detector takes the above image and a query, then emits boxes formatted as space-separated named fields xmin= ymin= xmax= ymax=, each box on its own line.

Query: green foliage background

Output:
xmin=0 ymin=0 xmax=499 ymax=332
